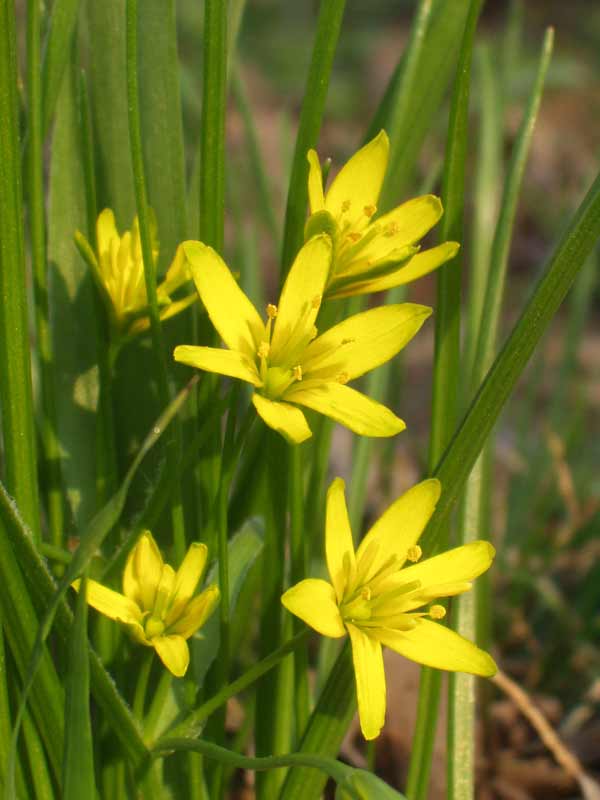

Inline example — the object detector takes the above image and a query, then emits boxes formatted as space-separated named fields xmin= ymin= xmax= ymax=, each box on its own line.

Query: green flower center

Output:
xmin=144 ymin=615 xmax=165 ymax=639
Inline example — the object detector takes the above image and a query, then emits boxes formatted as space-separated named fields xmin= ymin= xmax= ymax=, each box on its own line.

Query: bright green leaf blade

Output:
xmin=22 ymin=711 xmax=55 ymax=800
xmin=41 ymin=0 xmax=80 ymax=135
xmin=63 ymin=577 xmax=96 ymax=800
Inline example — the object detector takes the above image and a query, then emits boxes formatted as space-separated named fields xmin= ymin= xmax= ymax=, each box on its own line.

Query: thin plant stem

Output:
xmin=133 ymin=651 xmax=154 ymax=723
xmin=125 ymin=0 xmax=186 ymax=561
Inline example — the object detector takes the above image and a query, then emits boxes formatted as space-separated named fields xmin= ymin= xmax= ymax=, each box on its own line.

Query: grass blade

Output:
xmin=41 ymin=0 xmax=80 ymax=136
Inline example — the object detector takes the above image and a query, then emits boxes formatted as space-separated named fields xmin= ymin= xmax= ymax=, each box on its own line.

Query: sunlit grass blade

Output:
xmin=280 ymin=0 xmax=347 ymax=275
xmin=22 ymin=712 xmax=55 ymax=800
xmin=0 ymin=0 xmax=41 ymax=539
xmin=41 ymin=0 xmax=80 ymax=136
xmin=63 ymin=577 xmax=96 ymax=799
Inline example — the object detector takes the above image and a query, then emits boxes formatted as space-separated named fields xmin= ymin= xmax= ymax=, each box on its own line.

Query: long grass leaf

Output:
xmin=41 ymin=0 xmax=80 ymax=135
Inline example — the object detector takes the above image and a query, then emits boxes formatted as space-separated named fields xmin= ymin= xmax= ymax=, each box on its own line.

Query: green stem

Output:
xmin=0 ymin=0 xmax=41 ymax=540
xmin=133 ymin=651 xmax=154 ymax=723
xmin=143 ymin=667 xmax=172 ymax=743
xmin=200 ymin=0 xmax=228 ymax=250
xmin=280 ymin=0 xmax=347 ymax=276
xmin=289 ymin=445 xmax=310 ymax=740
xmin=125 ymin=0 xmax=186 ymax=560
xmin=162 ymin=630 xmax=309 ymax=741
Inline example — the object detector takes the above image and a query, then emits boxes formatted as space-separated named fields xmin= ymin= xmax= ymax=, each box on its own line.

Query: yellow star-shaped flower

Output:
xmin=75 ymin=209 xmax=197 ymax=338
xmin=282 ymin=478 xmax=496 ymax=740
xmin=173 ymin=234 xmax=431 ymax=444
xmin=73 ymin=531 xmax=219 ymax=677
xmin=306 ymin=130 xmax=460 ymax=299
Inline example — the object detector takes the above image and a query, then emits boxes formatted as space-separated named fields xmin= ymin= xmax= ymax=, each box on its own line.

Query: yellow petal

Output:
xmin=362 ymin=195 xmax=443 ymax=255
xmin=301 ymin=304 xmax=432 ymax=382
xmin=307 ymin=149 xmax=325 ymax=212
xmin=153 ymin=635 xmax=190 ymax=677
xmin=325 ymin=131 xmax=389 ymax=229
xmin=269 ymin=234 xmax=331 ymax=364
xmin=333 ymin=242 xmax=459 ymax=298
xmin=397 ymin=542 xmax=495 ymax=610
xmin=252 ymin=393 xmax=312 ymax=443
xmin=281 ymin=579 xmax=345 ymax=638
xmin=123 ymin=531 xmax=164 ymax=612
xmin=170 ymin=585 xmax=220 ymax=639
xmin=356 ymin=480 xmax=441 ymax=580
xmin=285 ymin=381 xmax=405 ymax=438
xmin=166 ymin=543 xmax=208 ymax=624
xmin=174 ymin=344 xmax=261 ymax=386
xmin=347 ymin=624 xmax=386 ymax=740
xmin=160 ymin=243 xmax=190 ymax=295
xmin=374 ymin=618 xmax=497 ymax=677
xmin=182 ymin=240 xmax=265 ymax=359
xmin=73 ymin=578 xmax=142 ymax=626
xmin=325 ymin=478 xmax=356 ymax=603
xmin=96 ymin=208 xmax=119 ymax=259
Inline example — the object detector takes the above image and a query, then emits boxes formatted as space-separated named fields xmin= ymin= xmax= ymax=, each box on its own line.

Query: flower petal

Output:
xmin=174 ymin=344 xmax=261 ymax=386
xmin=182 ymin=240 xmax=265 ymax=359
xmin=301 ymin=303 xmax=432 ymax=382
xmin=252 ymin=393 xmax=312 ymax=443
xmin=153 ymin=635 xmax=190 ymax=677
xmin=325 ymin=478 xmax=356 ymax=603
xmin=281 ymin=579 xmax=345 ymax=638
xmin=166 ymin=543 xmax=208 ymax=624
xmin=170 ymin=585 xmax=220 ymax=639
xmin=73 ymin=579 xmax=142 ymax=626
xmin=356 ymin=480 xmax=441 ymax=581
xmin=285 ymin=381 xmax=405 ymax=438
xmin=325 ymin=131 xmax=389 ymax=229
xmin=374 ymin=618 xmax=497 ymax=677
xmin=96 ymin=208 xmax=119 ymax=259
xmin=269 ymin=234 xmax=332 ymax=364
xmin=307 ymin=149 xmax=325 ymax=212
xmin=332 ymin=242 xmax=459 ymax=298
xmin=397 ymin=542 xmax=495 ymax=610
xmin=363 ymin=195 xmax=443 ymax=255
xmin=347 ymin=624 xmax=386 ymax=740
xmin=123 ymin=530 xmax=164 ymax=611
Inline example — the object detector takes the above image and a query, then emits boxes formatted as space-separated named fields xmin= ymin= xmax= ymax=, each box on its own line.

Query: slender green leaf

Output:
xmin=22 ymin=712 xmax=55 ymax=800
xmin=63 ymin=577 xmax=96 ymax=799
xmin=41 ymin=0 xmax=81 ymax=135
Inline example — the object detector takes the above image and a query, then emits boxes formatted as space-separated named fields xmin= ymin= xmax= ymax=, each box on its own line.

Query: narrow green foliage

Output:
xmin=22 ymin=713 xmax=55 ymax=800
xmin=0 ymin=0 xmax=41 ymax=538
xmin=280 ymin=0 xmax=347 ymax=274
xmin=63 ymin=577 xmax=96 ymax=799
xmin=41 ymin=0 xmax=81 ymax=135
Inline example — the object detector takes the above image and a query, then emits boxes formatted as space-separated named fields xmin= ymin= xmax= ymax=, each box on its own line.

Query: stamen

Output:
xmin=292 ymin=365 xmax=303 ymax=381
xmin=384 ymin=222 xmax=400 ymax=237
xmin=266 ymin=303 xmax=278 ymax=319
xmin=337 ymin=371 xmax=350 ymax=384
xmin=347 ymin=232 xmax=361 ymax=243
xmin=363 ymin=204 xmax=376 ymax=218
xmin=429 ymin=604 xmax=446 ymax=620
xmin=406 ymin=545 xmax=422 ymax=563
xmin=341 ymin=200 xmax=351 ymax=213
xmin=361 ymin=586 xmax=371 ymax=601
xmin=311 ymin=294 xmax=322 ymax=309
xmin=258 ymin=341 xmax=270 ymax=359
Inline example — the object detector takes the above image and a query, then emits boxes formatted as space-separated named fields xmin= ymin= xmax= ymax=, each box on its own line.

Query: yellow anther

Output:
xmin=311 ymin=294 xmax=322 ymax=309
xmin=406 ymin=545 xmax=422 ymax=563
xmin=341 ymin=200 xmax=351 ymax=213
xmin=363 ymin=204 xmax=377 ymax=218
xmin=266 ymin=303 xmax=278 ymax=319
xmin=347 ymin=232 xmax=361 ymax=243
xmin=337 ymin=371 xmax=350 ymax=385
xmin=258 ymin=341 xmax=270 ymax=358
xmin=292 ymin=365 xmax=303 ymax=381
xmin=384 ymin=222 xmax=400 ymax=237
xmin=361 ymin=586 xmax=371 ymax=601
xmin=429 ymin=604 xmax=446 ymax=620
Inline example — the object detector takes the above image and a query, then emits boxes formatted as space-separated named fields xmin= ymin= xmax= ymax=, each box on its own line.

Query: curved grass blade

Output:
xmin=63 ymin=576 xmax=96 ymax=799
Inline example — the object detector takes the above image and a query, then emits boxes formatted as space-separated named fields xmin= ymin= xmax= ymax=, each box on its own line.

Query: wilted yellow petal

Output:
xmin=73 ymin=578 xmax=142 ymax=627
xmin=167 ymin=543 xmax=208 ymax=624
xmin=325 ymin=479 xmax=356 ymax=603
xmin=334 ymin=241 xmax=459 ymax=298
xmin=356 ymin=480 xmax=441 ymax=581
xmin=153 ymin=635 xmax=190 ymax=677
xmin=269 ymin=234 xmax=331 ymax=363
xmin=182 ymin=241 xmax=265 ymax=360
xmin=170 ymin=586 xmax=220 ymax=639
xmin=285 ymin=381 xmax=405 ymax=438
xmin=174 ymin=344 xmax=261 ymax=386
xmin=301 ymin=304 xmax=431 ymax=382
xmin=252 ymin=393 xmax=312 ymax=443
xmin=281 ymin=579 xmax=345 ymax=638
xmin=374 ymin=618 xmax=497 ymax=677
xmin=347 ymin=624 xmax=386 ymax=740
xmin=307 ymin=149 xmax=325 ymax=212
xmin=325 ymin=131 xmax=389 ymax=229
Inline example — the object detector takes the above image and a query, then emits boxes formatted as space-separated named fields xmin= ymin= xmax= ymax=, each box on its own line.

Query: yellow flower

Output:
xmin=306 ymin=130 xmax=460 ymax=299
xmin=75 ymin=209 xmax=197 ymax=337
xmin=72 ymin=531 xmax=219 ymax=677
xmin=281 ymin=478 xmax=496 ymax=740
xmin=173 ymin=234 xmax=431 ymax=444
